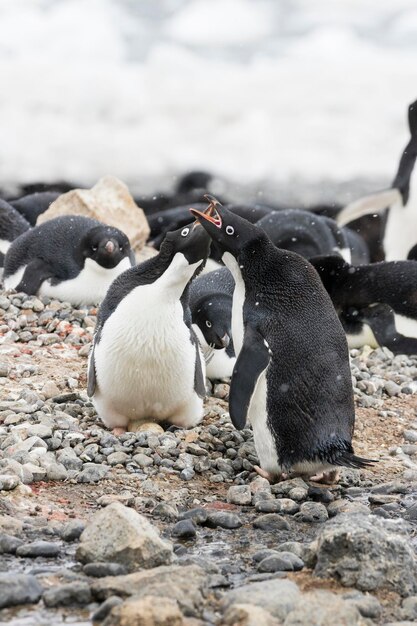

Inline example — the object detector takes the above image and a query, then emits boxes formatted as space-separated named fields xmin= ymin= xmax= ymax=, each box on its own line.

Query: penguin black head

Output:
xmin=190 ymin=197 xmax=265 ymax=260
xmin=161 ymin=221 xmax=211 ymax=266
xmin=81 ymin=225 xmax=131 ymax=269
xmin=193 ymin=294 xmax=232 ymax=349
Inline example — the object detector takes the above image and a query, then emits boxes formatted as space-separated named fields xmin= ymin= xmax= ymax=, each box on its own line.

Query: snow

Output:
xmin=0 ymin=0 xmax=416 ymax=193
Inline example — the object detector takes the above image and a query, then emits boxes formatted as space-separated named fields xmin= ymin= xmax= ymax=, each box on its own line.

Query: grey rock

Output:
xmin=222 ymin=604 xmax=280 ymax=626
xmin=227 ymin=485 xmax=252 ymax=506
xmin=83 ymin=562 xmax=128 ymax=577
xmin=284 ymin=590 xmax=364 ymax=626
xmin=77 ymin=463 xmax=110 ymax=483
xmin=276 ymin=541 xmax=306 ymax=559
xmin=403 ymin=430 xmax=417 ymax=443
xmin=402 ymin=596 xmax=417 ymax=620
xmin=107 ymin=451 xmax=129 ymax=466
xmin=0 ymin=573 xmax=43 ymax=609
xmin=91 ymin=596 xmax=123 ymax=622
xmin=294 ymin=501 xmax=329 ymax=523
xmin=314 ymin=513 xmax=417 ymax=595
xmin=60 ymin=519 xmax=86 ymax=542
xmin=76 ymin=502 xmax=173 ymax=572
xmin=253 ymin=513 xmax=290 ymax=531
xmin=221 ymin=579 xmax=300 ymax=620
xmin=171 ymin=519 xmax=196 ymax=539
xmin=43 ymin=581 xmax=92 ymax=607
xmin=252 ymin=549 xmax=281 ymax=563
xmin=16 ymin=540 xmax=60 ymax=558
xmin=56 ymin=447 xmax=83 ymax=470
xmin=0 ymin=533 xmax=24 ymax=554
xmin=152 ymin=502 xmax=179 ymax=521
xmin=0 ymin=473 xmax=21 ymax=490
xmin=27 ymin=424 xmax=52 ymax=439
xmin=258 ymin=552 xmax=304 ymax=572
xmin=205 ymin=511 xmax=242 ymax=529
xmin=255 ymin=500 xmax=282 ymax=513
xmin=342 ymin=592 xmax=382 ymax=618
xmin=181 ymin=508 xmax=208 ymax=525
xmin=132 ymin=453 xmax=153 ymax=468
xmin=385 ymin=381 xmax=402 ymax=396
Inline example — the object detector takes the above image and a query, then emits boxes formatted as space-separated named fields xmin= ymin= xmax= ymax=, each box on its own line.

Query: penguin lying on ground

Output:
xmin=191 ymin=199 xmax=373 ymax=483
xmin=10 ymin=191 xmax=61 ymax=226
xmin=0 ymin=199 xmax=31 ymax=269
xmin=310 ymin=255 xmax=417 ymax=354
xmin=87 ymin=221 xmax=210 ymax=433
xmin=3 ymin=216 xmax=134 ymax=305
xmin=189 ymin=267 xmax=236 ymax=380
xmin=256 ymin=209 xmax=352 ymax=262
xmin=336 ymin=98 xmax=417 ymax=261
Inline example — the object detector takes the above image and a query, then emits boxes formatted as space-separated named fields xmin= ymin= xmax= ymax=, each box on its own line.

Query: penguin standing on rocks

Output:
xmin=189 ymin=267 xmax=236 ymax=379
xmin=87 ymin=221 xmax=211 ymax=433
xmin=3 ymin=215 xmax=134 ymax=305
xmin=191 ymin=199 xmax=373 ymax=482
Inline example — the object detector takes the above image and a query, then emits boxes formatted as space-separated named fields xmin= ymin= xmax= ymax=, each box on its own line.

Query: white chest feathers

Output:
xmin=4 ymin=257 xmax=132 ymax=305
xmin=222 ymin=251 xmax=245 ymax=355
xmin=385 ymin=191 xmax=417 ymax=261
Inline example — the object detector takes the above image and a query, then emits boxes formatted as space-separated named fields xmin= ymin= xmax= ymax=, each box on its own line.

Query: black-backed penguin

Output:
xmin=256 ymin=209 xmax=352 ymax=262
xmin=10 ymin=191 xmax=61 ymax=226
xmin=310 ymin=254 xmax=417 ymax=353
xmin=0 ymin=199 xmax=31 ymax=268
xmin=189 ymin=267 xmax=236 ymax=379
xmin=337 ymin=98 xmax=417 ymax=260
xmin=191 ymin=201 xmax=372 ymax=482
xmin=407 ymin=244 xmax=417 ymax=261
xmin=87 ymin=222 xmax=211 ymax=433
xmin=3 ymin=216 xmax=134 ymax=305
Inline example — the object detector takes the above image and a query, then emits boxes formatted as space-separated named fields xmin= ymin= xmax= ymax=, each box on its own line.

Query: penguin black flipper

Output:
xmin=353 ymin=303 xmax=417 ymax=356
xmin=191 ymin=329 xmax=206 ymax=398
xmin=87 ymin=344 xmax=97 ymax=398
xmin=392 ymin=99 xmax=417 ymax=204
xmin=229 ymin=325 xmax=271 ymax=430
xmin=16 ymin=259 xmax=55 ymax=295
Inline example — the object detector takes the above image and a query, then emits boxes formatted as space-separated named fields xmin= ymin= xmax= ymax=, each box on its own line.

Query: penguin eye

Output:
xmin=226 ymin=225 xmax=234 ymax=235
xmin=206 ymin=320 xmax=212 ymax=328
xmin=181 ymin=228 xmax=190 ymax=237
xmin=91 ymin=245 xmax=98 ymax=252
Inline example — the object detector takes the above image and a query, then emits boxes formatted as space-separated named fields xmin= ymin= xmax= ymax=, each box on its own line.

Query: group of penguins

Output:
xmin=1 ymin=98 xmax=417 ymax=482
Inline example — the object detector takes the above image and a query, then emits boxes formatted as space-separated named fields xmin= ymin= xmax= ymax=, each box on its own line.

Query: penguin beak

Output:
xmin=190 ymin=194 xmax=223 ymax=228
xmin=105 ymin=240 xmax=115 ymax=254
xmin=221 ymin=333 xmax=230 ymax=348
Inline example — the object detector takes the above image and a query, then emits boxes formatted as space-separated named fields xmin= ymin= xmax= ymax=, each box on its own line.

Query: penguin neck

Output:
xmin=158 ymin=252 xmax=203 ymax=299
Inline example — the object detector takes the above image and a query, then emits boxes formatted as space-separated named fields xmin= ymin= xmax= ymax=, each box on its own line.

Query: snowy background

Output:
xmin=0 ymin=0 xmax=416 ymax=200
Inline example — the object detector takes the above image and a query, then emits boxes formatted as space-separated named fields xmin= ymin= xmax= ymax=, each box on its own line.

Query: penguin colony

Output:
xmin=2 ymin=97 xmax=417 ymax=482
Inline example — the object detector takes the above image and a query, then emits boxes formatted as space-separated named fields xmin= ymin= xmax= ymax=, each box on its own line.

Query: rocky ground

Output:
xmin=0 ymin=290 xmax=416 ymax=626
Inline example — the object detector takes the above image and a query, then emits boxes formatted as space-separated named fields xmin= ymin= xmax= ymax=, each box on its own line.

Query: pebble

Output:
xmin=227 ymin=485 xmax=252 ymax=506
xmin=0 ymin=573 xmax=43 ymax=609
xmin=0 ymin=474 xmax=21 ymax=490
xmin=206 ymin=511 xmax=242 ymax=529
xmin=258 ymin=552 xmax=304 ymax=572
xmin=16 ymin=540 xmax=61 ymax=558
xmin=83 ymin=562 xmax=128 ymax=577
xmin=253 ymin=514 xmax=290 ymax=531
xmin=0 ymin=533 xmax=24 ymax=554
xmin=91 ymin=595 xmax=123 ymax=622
xmin=43 ymin=582 xmax=92 ymax=607
xmin=294 ymin=502 xmax=329 ymax=523
xmin=60 ymin=520 xmax=86 ymax=542
xmin=171 ymin=519 xmax=197 ymax=539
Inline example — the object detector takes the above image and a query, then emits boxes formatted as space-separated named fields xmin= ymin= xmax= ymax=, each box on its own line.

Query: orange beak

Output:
xmin=190 ymin=194 xmax=223 ymax=228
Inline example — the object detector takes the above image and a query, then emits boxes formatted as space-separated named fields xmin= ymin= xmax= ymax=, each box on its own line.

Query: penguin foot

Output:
xmin=309 ymin=469 xmax=340 ymax=484
xmin=254 ymin=465 xmax=288 ymax=483
xmin=112 ymin=427 xmax=126 ymax=436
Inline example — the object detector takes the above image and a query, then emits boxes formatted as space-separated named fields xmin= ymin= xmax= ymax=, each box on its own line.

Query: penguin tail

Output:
xmin=336 ymin=188 xmax=402 ymax=226
xmin=336 ymin=451 xmax=377 ymax=469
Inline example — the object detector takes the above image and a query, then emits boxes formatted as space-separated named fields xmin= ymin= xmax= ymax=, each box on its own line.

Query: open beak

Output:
xmin=190 ymin=194 xmax=223 ymax=228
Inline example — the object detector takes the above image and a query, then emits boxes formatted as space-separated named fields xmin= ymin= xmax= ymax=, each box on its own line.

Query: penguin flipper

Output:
xmin=191 ymin=328 xmax=206 ymax=399
xmin=87 ymin=342 xmax=97 ymax=398
xmin=355 ymin=303 xmax=417 ymax=355
xmin=15 ymin=258 xmax=54 ymax=295
xmin=229 ymin=325 xmax=271 ymax=430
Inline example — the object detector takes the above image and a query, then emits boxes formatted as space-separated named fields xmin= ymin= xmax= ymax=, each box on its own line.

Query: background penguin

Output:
xmin=10 ymin=191 xmax=61 ymax=226
xmin=310 ymin=254 xmax=417 ymax=352
xmin=336 ymin=98 xmax=417 ymax=261
xmin=191 ymin=201 xmax=372 ymax=483
xmin=87 ymin=221 xmax=211 ymax=433
xmin=0 ymin=199 xmax=31 ymax=269
xmin=256 ymin=209 xmax=352 ymax=262
xmin=3 ymin=215 xmax=134 ymax=305
xmin=189 ymin=267 xmax=236 ymax=379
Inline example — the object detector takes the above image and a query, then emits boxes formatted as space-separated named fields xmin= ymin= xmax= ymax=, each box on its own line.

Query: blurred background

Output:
xmin=0 ymin=0 xmax=416 ymax=203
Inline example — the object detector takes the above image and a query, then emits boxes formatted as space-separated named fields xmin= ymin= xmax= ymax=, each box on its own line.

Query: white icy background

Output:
xmin=0 ymin=0 xmax=416 ymax=197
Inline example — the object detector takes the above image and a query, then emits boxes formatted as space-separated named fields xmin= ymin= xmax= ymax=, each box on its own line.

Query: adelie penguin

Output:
xmin=3 ymin=215 xmax=134 ymax=305
xmin=0 ymin=199 xmax=31 ymax=269
xmin=191 ymin=199 xmax=373 ymax=483
xmin=189 ymin=267 xmax=236 ymax=379
xmin=87 ymin=221 xmax=211 ymax=433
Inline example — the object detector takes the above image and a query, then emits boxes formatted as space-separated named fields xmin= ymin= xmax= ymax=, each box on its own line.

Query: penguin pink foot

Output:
xmin=112 ymin=427 xmax=126 ymax=436
xmin=254 ymin=465 xmax=288 ymax=483
xmin=309 ymin=469 xmax=340 ymax=484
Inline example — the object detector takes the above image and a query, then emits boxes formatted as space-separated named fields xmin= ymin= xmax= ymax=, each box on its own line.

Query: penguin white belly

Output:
xmin=0 ymin=239 xmax=11 ymax=255
xmin=40 ymin=257 xmax=132 ymax=305
xmin=346 ymin=324 xmax=378 ymax=349
xmin=384 ymin=194 xmax=417 ymax=261
xmin=3 ymin=266 xmax=26 ymax=290
xmin=393 ymin=313 xmax=417 ymax=338
xmin=223 ymin=252 xmax=245 ymax=354
xmin=94 ymin=283 xmax=203 ymax=427
xmin=248 ymin=370 xmax=280 ymax=475
xmin=206 ymin=349 xmax=236 ymax=380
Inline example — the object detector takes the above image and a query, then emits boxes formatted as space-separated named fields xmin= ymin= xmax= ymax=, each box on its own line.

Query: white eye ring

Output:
xmin=226 ymin=225 xmax=234 ymax=235
xmin=181 ymin=227 xmax=190 ymax=237
xmin=206 ymin=320 xmax=212 ymax=328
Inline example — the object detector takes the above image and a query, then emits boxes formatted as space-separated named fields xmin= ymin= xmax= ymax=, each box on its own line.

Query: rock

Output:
xmin=76 ymin=502 xmax=173 ymax=572
xmin=250 ymin=476 xmax=271 ymax=494
xmin=27 ymin=424 xmax=52 ymax=439
xmin=258 ymin=552 xmax=304 ymax=572
xmin=253 ymin=514 xmax=290 ymax=531
xmin=402 ymin=596 xmax=417 ymax=620
xmin=16 ymin=541 xmax=60 ymax=558
xmin=152 ymin=503 xmax=179 ymax=521
xmin=0 ymin=474 xmax=21 ymax=490
xmin=171 ymin=520 xmax=197 ymax=539
xmin=0 ymin=533 xmax=24 ymax=554
xmin=222 ymin=603 xmax=280 ymax=626
xmin=385 ymin=381 xmax=402 ymax=397
xmin=43 ymin=582 xmax=92 ymax=607
xmin=294 ymin=502 xmax=329 ymax=523
xmin=181 ymin=508 xmax=208 ymax=525
xmin=60 ymin=519 xmax=86 ymax=542
xmin=92 ymin=596 xmax=124 ymax=622
xmin=107 ymin=451 xmax=129 ymax=466
xmin=327 ymin=500 xmax=370 ymax=517
xmin=314 ymin=514 xmax=417 ymax=595
xmin=91 ymin=564 xmax=207 ymax=616
xmin=133 ymin=453 xmax=154 ymax=468
xmin=342 ymin=592 xmax=382 ymax=618
xmin=0 ymin=573 xmax=43 ymax=608
xmin=221 ymin=579 xmax=300 ymax=620
xmin=227 ymin=485 xmax=252 ymax=506
xmin=77 ymin=462 xmax=110 ymax=483
xmin=84 ymin=562 xmax=128 ymax=578
xmin=38 ymin=176 xmax=150 ymax=253
xmin=273 ymin=499 xmax=300 ymax=515
xmin=205 ymin=511 xmax=242 ymax=529
xmin=42 ymin=381 xmax=61 ymax=399
xmin=102 ymin=595 xmax=183 ymax=626
xmin=284 ymin=590 xmax=365 ymax=626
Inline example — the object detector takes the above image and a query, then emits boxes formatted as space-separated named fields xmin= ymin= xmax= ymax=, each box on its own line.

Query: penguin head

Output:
xmin=161 ymin=220 xmax=211 ymax=267
xmin=190 ymin=197 xmax=264 ymax=260
xmin=82 ymin=225 xmax=131 ymax=269
xmin=193 ymin=294 xmax=232 ymax=349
